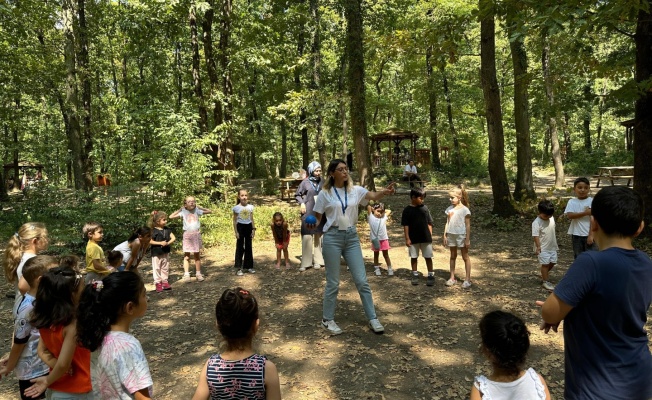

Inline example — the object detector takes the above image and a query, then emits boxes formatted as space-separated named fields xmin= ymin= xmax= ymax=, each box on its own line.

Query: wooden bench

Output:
xmin=593 ymin=166 xmax=634 ymax=187
xmin=279 ymin=178 xmax=302 ymax=201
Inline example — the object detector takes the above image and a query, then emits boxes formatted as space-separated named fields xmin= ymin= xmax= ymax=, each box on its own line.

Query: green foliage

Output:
xmin=564 ymin=149 xmax=633 ymax=176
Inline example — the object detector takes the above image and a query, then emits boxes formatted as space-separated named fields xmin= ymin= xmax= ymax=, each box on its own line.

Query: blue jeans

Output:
xmin=322 ymin=227 xmax=377 ymax=321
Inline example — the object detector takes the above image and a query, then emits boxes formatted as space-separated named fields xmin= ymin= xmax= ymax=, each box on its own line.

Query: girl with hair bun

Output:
xmin=192 ymin=287 xmax=281 ymax=400
xmin=76 ymin=272 xmax=152 ymax=399
xmin=470 ymin=310 xmax=551 ymax=400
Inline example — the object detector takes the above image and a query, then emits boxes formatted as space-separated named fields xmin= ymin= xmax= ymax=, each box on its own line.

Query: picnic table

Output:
xmin=594 ymin=166 xmax=634 ymax=187
xmin=279 ymin=177 xmax=302 ymax=200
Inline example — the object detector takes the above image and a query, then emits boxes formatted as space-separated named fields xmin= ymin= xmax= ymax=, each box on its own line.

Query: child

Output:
xmin=105 ymin=250 xmax=124 ymax=272
xmin=271 ymin=212 xmax=291 ymax=269
xmin=539 ymin=186 xmax=652 ymax=399
xmin=367 ymin=202 xmax=393 ymax=276
xmin=443 ymin=184 xmax=472 ymax=288
xmin=401 ymin=187 xmax=435 ymax=286
xmin=232 ymin=189 xmax=256 ymax=276
xmin=0 ymin=256 xmax=57 ymax=400
xmin=112 ymin=227 xmax=152 ymax=272
xmin=532 ymin=200 xmax=558 ymax=291
xmin=24 ymin=263 xmax=92 ymax=399
xmin=149 ymin=210 xmax=176 ymax=292
xmin=83 ymin=222 xmax=112 ymax=284
xmin=564 ymin=177 xmax=598 ymax=258
xmin=191 ymin=288 xmax=281 ymax=400
xmin=3 ymin=222 xmax=49 ymax=313
xmin=470 ymin=310 xmax=551 ymax=400
xmin=170 ymin=196 xmax=212 ymax=282
xmin=76 ymin=272 xmax=153 ymax=399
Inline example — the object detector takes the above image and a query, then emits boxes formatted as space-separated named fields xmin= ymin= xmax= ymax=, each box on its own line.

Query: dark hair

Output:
xmin=573 ymin=177 xmax=590 ymax=187
xmin=479 ymin=310 xmax=530 ymax=376
xmin=592 ymin=186 xmax=644 ymax=236
xmin=22 ymin=255 xmax=57 ymax=287
xmin=537 ymin=200 xmax=554 ymax=216
xmin=372 ymin=202 xmax=385 ymax=214
xmin=236 ymin=188 xmax=248 ymax=205
xmin=128 ymin=226 xmax=151 ymax=243
xmin=215 ymin=287 xmax=259 ymax=351
xmin=410 ymin=187 xmax=426 ymax=199
xmin=106 ymin=250 xmax=124 ymax=266
xmin=77 ymin=272 xmax=145 ymax=352
xmin=31 ymin=265 xmax=83 ymax=329
xmin=272 ymin=212 xmax=284 ymax=221
xmin=58 ymin=255 xmax=80 ymax=270
xmin=322 ymin=159 xmax=352 ymax=191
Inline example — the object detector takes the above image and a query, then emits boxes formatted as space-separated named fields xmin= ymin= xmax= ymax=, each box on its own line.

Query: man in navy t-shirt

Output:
xmin=538 ymin=186 xmax=652 ymax=400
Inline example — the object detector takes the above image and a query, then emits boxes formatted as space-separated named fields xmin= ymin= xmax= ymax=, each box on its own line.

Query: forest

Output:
xmin=1 ymin=0 xmax=651 ymax=236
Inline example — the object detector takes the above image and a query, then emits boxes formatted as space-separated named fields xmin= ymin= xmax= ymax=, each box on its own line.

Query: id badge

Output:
xmin=338 ymin=215 xmax=350 ymax=230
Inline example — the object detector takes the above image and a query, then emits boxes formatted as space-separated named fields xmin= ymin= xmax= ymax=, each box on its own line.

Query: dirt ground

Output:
xmin=1 ymin=173 xmax=651 ymax=399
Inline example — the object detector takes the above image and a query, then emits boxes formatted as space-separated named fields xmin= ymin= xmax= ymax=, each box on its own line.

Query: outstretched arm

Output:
xmin=365 ymin=182 xmax=396 ymax=201
xmin=169 ymin=208 xmax=183 ymax=219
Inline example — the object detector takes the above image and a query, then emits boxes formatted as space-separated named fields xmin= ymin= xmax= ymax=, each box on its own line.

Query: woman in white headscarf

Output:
xmin=295 ymin=161 xmax=325 ymax=271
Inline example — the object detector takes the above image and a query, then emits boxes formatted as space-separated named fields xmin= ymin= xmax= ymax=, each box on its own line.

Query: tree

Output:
xmin=541 ymin=28 xmax=565 ymax=188
xmin=479 ymin=0 xmax=516 ymax=216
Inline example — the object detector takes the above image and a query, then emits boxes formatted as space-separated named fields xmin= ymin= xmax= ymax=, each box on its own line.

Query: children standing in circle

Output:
xmin=470 ymin=310 xmax=551 ymax=400
xmin=443 ymin=184 xmax=472 ymax=288
xmin=24 ymin=263 xmax=92 ymax=399
xmin=149 ymin=211 xmax=176 ymax=292
xmin=76 ymin=272 xmax=153 ymax=399
xmin=367 ymin=202 xmax=394 ymax=276
xmin=83 ymin=222 xmax=112 ymax=284
xmin=401 ymin=187 xmax=435 ymax=286
xmin=112 ymin=227 xmax=152 ymax=272
xmin=191 ymin=287 xmax=281 ymax=400
xmin=169 ymin=196 xmax=212 ymax=282
xmin=532 ymin=200 xmax=558 ymax=291
xmin=233 ymin=189 xmax=256 ymax=276
xmin=564 ymin=177 xmax=598 ymax=258
xmin=271 ymin=212 xmax=291 ymax=269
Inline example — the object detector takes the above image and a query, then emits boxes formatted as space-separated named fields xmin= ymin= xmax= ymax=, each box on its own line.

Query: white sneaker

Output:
xmin=387 ymin=267 xmax=394 ymax=276
xmin=313 ymin=264 xmax=321 ymax=270
xmin=299 ymin=266 xmax=306 ymax=272
xmin=462 ymin=280 xmax=472 ymax=289
xmin=445 ymin=278 xmax=457 ymax=286
xmin=368 ymin=318 xmax=385 ymax=333
xmin=196 ymin=273 xmax=205 ymax=282
xmin=247 ymin=268 xmax=256 ymax=274
xmin=374 ymin=266 xmax=381 ymax=276
xmin=542 ymin=281 xmax=555 ymax=291
xmin=236 ymin=269 xmax=244 ymax=276
xmin=321 ymin=320 xmax=343 ymax=335
xmin=182 ymin=274 xmax=191 ymax=282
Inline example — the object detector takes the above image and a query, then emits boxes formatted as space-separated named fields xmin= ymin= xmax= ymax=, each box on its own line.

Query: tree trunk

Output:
xmin=310 ymin=0 xmax=326 ymax=167
xmin=634 ymin=0 xmax=652 ymax=238
xmin=582 ymin=83 xmax=593 ymax=152
xmin=426 ymin=46 xmax=441 ymax=170
xmin=189 ymin=2 xmax=208 ymax=135
xmin=12 ymin=102 xmax=20 ymax=191
xmin=77 ymin=0 xmax=93 ymax=191
xmin=441 ymin=65 xmax=460 ymax=172
xmin=202 ymin=0 xmax=219 ymax=130
xmin=280 ymin=120 xmax=288 ymax=177
xmin=338 ymin=51 xmax=348 ymax=159
xmin=563 ymin=112 xmax=572 ymax=161
xmin=479 ymin=0 xmax=516 ymax=216
xmin=344 ymin=0 xmax=373 ymax=189
xmin=507 ymin=20 xmax=535 ymax=200
xmin=218 ymin=0 xmax=235 ymax=181
xmin=541 ymin=29 xmax=565 ymax=188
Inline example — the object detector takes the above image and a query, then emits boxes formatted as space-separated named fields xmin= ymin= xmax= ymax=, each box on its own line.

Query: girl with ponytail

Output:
xmin=76 ymin=272 xmax=153 ymax=399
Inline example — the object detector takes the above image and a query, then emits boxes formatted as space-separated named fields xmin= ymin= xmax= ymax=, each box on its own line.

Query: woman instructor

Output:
xmin=295 ymin=161 xmax=325 ymax=271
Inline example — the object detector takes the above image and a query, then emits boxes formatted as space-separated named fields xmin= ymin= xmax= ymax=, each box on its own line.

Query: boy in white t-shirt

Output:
xmin=532 ymin=200 xmax=558 ymax=291
xmin=564 ymin=177 xmax=598 ymax=259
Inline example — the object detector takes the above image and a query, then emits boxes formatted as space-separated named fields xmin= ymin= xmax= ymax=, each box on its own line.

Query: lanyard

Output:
xmin=333 ymin=187 xmax=347 ymax=214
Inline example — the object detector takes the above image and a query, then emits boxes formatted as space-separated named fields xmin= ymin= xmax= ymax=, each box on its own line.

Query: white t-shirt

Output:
xmin=232 ymin=204 xmax=255 ymax=224
xmin=532 ymin=216 xmax=558 ymax=252
xmin=91 ymin=331 xmax=153 ymax=400
xmin=368 ymin=214 xmax=389 ymax=240
xmin=403 ymin=164 xmax=417 ymax=177
xmin=444 ymin=205 xmax=471 ymax=235
xmin=474 ymin=368 xmax=547 ymax=400
xmin=13 ymin=294 xmax=49 ymax=380
xmin=180 ymin=208 xmax=204 ymax=231
xmin=314 ymin=186 xmax=368 ymax=232
xmin=564 ymin=197 xmax=593 ymax=236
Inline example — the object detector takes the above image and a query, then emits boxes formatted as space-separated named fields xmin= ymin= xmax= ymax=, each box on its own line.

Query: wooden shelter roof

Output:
xmin=370 ymin=128 xmax=420 ymax=142
xmin=3 ymin=160 xmax=43 ymax=170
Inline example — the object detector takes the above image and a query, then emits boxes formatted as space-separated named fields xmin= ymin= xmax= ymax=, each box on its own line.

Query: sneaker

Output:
xmin=196 ymin=273 xmax=205 ymax=282
xmin=247 ymin=268 xmax=256 ymax=274
xmin=368 ymin=318 xmax=385 ymax=333
xmin=445 ymin=278 xmax=457 ymax=286
xmin=299 ymin=266 xmax=306 ymax=272
xmin=411 ymin=274 xmax=419 ymax=285
xmin=321 ymin=319 xmax=343 ymax=335
xmin=182 ymin=274 xmax=191 ymax=282
xmin=462 ymin=280 xmax=472 ymax=289
xmin=162 ymin=281 xmax=172 ymax=291
xmin=542 ymin=281 xmax=555 ymax=291
xmin=236 ymin=269 xmax=244 ymax=276
xmin=313 ymin=264 xmax=321 ymax=270
xmin=155 ymin=283 xmax=163 ymax=293
xmin=374 ymin=267 xmax=381 ymax=276
xmin=427 ymin=275 xmax=435 ymax=286
xmin=387 ymin=267 xmax=394 ymax=276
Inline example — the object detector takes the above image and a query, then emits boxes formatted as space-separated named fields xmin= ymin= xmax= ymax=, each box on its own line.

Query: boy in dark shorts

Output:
xmin=401 ymin=187 xmax=435 ymax=286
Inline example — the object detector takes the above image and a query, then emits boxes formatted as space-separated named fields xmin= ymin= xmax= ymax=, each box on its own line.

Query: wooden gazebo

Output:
xmin=370 ymin=128 xmax=429 ymax=166
xmin=621 ymin=119 xmax=635 ymax=151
